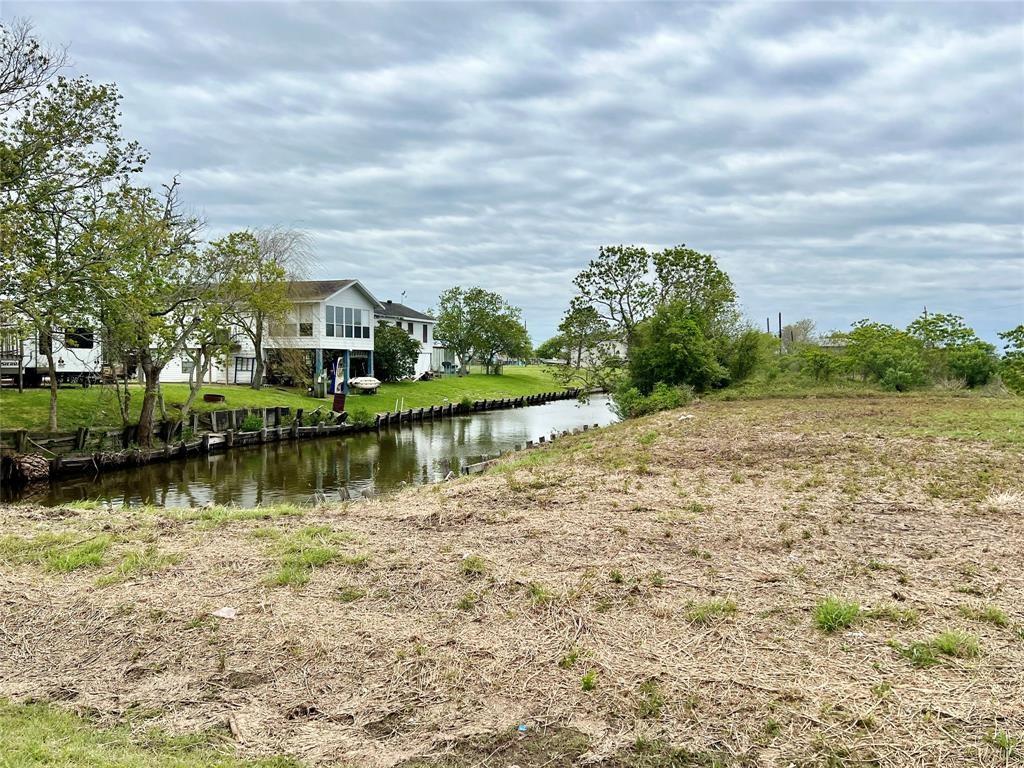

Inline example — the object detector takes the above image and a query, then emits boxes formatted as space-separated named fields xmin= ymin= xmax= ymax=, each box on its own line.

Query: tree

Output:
xmin=998 ymin=324 xmax=1024 ymax=395
xmin=907 ymin=311 xmax=995 ymax=386
xmin=571 ymin=245 xmax=655 ymax=345
xmin=781 ymin=318 xmax=817 ymax=353
xmin=373 ymin=323 xmax=420 ymax=382
xmin=222 ymin=227 xmax=309 ymax=390
xmin=435 ymin=286 xmax=527 ymax=375
xmin=571 ymin=244 xmax=736 ymax=348
xmin=838 ymin=320 xmax=926 ymax=390
xmin=97 ymin=179 xmax=216 ymax=447
xmin=0 ymin=54 xmax=146 ymax=430
xmin=534 ymin=334 xmax=566 ymax=362
xmin=627 ymin=300 xmax=729 ymax=394
xmin=476 ymin=310 xmax=531 ymax=374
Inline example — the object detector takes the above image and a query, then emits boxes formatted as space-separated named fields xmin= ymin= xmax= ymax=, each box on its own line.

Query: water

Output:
xmin=14 ymin=396 xmax=617 ymax=507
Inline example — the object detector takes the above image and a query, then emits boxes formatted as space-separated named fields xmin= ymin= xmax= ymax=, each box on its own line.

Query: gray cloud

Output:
xmin=7 ymin=0 xmax=1022 ymax=343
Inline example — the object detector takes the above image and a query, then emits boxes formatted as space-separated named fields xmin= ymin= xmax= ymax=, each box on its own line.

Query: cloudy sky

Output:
xmin=9 ymin=1 xmax=1023 ymax=344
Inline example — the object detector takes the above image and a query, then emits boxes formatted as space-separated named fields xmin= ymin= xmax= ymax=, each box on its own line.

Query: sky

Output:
xmin=7 ymin=1 xmax=1023 ymax=345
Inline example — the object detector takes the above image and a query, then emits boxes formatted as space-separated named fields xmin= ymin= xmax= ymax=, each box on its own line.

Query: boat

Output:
xmin=348 ymin=376 xmax=381 ymax=393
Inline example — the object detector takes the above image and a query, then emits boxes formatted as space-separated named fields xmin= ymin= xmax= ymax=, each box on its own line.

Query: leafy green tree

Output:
xmin=628 ymin=300 xmax=729 ymax=394
xmin=0 ymin=47 xmax=146 ymax=429
xmin=435 ymin=286 xmax=527 ymax=374
xmin=998 ymin=324 xmax=1024 ymax=395
xmin=801 ymin=346 xmax=838 ymax=382
xmin=906 ymin=311 xmax=995 ymax=386
xmin=96 ymin=180 xmax=219 ymax=447
xmin=373 ymin=323 xmax=420 ymax=382
xmin=477 ymin=310 xmax=531 ymax=374
xmin=839 ymin=320 xmax=926 ymax=390
xmin=534 ymin=334 xmax=567 ymax=362
xmin=220 ymin=228 xmax=307 ymax=390
xmin=720 ymin=329 xmax=776 ymax=383
xmin=571 ymin=244 xmax=736 ymax=348
xmin=947 ymin=343 xmax=997 ymax=388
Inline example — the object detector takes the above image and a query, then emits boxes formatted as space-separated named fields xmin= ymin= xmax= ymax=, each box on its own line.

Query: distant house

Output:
xmin=374 ymin=299 xmax=441 ymax=376
xmin=5 ymin=280 xmax=450 ymax=392
xmin=163 ymin=279 xmax=385 ymax=392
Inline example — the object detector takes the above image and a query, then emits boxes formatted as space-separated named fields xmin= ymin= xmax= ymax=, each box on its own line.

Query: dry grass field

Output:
xmin=1 ymin=394 xmax=1021 ymax=767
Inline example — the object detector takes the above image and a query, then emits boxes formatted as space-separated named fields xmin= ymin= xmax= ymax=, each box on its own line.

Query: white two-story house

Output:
xmin=164 ymin=281 xmax=448 ymax=389
xmin=185 ymin=279 xmax=383 ymax=392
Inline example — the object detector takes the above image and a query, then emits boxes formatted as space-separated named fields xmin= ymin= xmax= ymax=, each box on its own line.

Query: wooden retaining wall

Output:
xmin=2 ymin=388 xmax=583 ymax=484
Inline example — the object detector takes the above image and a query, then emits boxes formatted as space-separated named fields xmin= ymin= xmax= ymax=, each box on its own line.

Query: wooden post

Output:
xmin=210 ymin=411 xmax=219 ymax=432
xmin=201 ymin=433 xmax=211 ymax=452
xmin=15 ymin=429 xmax=28 ymax=453
xmin=225 ymin=430 xmax=235 ymax=448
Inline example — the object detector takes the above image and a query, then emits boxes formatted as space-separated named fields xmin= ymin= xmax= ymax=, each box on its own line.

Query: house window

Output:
xmin=65 ymin=327 xmax=94 ymax=349
xmin=353 ymin=309 xmax=362 ymax=339
xmin=363 ymin=322 xmax=371 ymax=338
xmin=326 ymin=306 xmax=335 ymax=337
xmin=407 ymin=322 xmax=413 ymax=335
xmin=422 ymin=324 xmax=428 ymax=343
xmin=236 ymin=357 xmax=254 ymax=371
xmin=299 ymin=323 xmax=313 ymax=337
xmin=181 ymin=359 xmax=196 ymax=374
xmin=344 ymin=307 xmax=353 ymax=338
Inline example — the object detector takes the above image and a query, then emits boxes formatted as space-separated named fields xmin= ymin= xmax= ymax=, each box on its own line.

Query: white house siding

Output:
xmin=224 ymin=283 xmax=379 ymax=385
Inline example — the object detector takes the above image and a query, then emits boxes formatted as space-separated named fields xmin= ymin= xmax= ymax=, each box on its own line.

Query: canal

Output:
xmin=12 ymin=396 xmax=617 ymax=507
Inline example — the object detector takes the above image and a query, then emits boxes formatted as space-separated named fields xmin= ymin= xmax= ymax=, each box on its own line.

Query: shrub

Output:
xmin=611 ymin=382 xmax=693 ymax=420
xmin=947 ymin=343 xmax=998 ymax=388
xmin=801 ymin=347 xmax=838 ymax=382
xmin=720 ymin=329 xmax=776 ymax=383
xmin=240 ymin=414 xmax=263 ymax=432
xmin=374 ymin=324 xmax=421 ymax=381
xmin=627 ymin=301 xmax=729 ymax=394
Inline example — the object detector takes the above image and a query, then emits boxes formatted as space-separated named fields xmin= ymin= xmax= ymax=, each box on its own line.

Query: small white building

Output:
xmin=374 ymin=299 xmax=437 ymax=376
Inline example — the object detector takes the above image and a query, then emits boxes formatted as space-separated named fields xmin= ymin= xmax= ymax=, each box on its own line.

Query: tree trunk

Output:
xmin=137 ymin=355 xmax=164 ymax=448
xmin=44 ymin=346 xmax=58 ymax=432
xmin=179 ymin=348 xmax=211 ymax=423
xmin=250 ymin=318 xmax=265 ymax=390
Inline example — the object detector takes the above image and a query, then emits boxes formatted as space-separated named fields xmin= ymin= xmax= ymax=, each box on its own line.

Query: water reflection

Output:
xmin=19 ymin=396 xmax=617 ymax=507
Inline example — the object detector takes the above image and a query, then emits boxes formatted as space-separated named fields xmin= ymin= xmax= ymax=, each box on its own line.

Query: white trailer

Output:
xmin=0 ymin=326 xmax=104 ymax=387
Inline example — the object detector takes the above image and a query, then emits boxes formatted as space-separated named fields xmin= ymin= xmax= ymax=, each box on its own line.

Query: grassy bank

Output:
xmin=1 ymin=394 xmax=1022 ymax=766
xmin=0 ymin=366 xmax=562 ymax=432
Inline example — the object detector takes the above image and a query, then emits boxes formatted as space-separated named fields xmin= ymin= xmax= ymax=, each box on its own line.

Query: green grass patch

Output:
xmin=891 ymin=630 xmax=980 ymax=668
xmin=635 ymin=679 xmax=666 ymax=719
xmin=580 ymin=669 xmax=598 ymax=691
xmin=266 ymin=525 xmax=365 ymax=588
xmin=0 ymin=533 xmax=112 ymax=573
xmin=460 ymin=555 xmax=487 ymax=577
xmin=0 ymin=698 xmax=301 ymax=767
xmin=0 ymin=366 xmax=563 ymax=431
xmin=683 ymin=598 xmax=738 ymax=625
xmin=526 ymin=581 xmax=555 ymax=606
xmin=957 ymin=604 xmax=1009 ymax=627
xmin=96 ymin=546 xmax=182 ymax=587
xmin=813 ymin=597 xmax=860 ymax=633
xmin=169 ymin=504 xmax=304 ymax=528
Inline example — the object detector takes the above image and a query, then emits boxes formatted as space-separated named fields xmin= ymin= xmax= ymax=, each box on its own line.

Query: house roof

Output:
xmin=286 ymin=280 xmax=385 ymax=308
xmin=377 ymin=300 xmax=435 ymax=322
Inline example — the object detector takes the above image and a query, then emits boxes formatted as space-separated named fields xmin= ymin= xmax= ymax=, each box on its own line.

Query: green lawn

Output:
xmin=0 ymin=366 xmax=565 ymax=432
xmin=0 ymin=699 xmax=299 ymax=768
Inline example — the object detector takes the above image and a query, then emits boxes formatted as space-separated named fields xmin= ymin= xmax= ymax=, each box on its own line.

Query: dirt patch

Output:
xmin=1 ymin=396 xmax=1022 ymax=767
